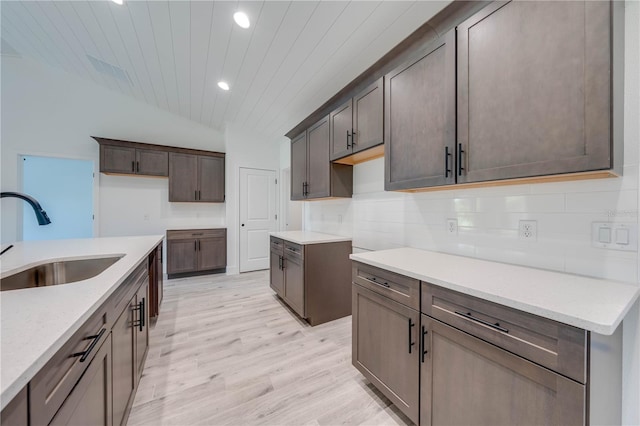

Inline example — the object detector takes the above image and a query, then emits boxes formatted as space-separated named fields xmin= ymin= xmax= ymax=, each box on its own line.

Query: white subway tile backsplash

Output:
xmin=565 ymin=190 xmax=638 ymax=214
xmin=304 ymin=153 xmax=638 ymax=283
xmin=475 ymin=194 xmax=566 ymax=213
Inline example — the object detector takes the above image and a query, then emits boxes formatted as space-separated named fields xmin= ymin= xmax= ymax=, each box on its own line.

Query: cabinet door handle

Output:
xmin=445 ymin=146 xmax=452 ymax=178
xmin=351 ymin=129 xmax=356 ymax=146
xmin=131 ymin=161 xmax=135 ymax=172
xmin=281 ymin=257 xmax=285 ymax=270
xmin=71 ymin=328 xmax=106 ymax=362
xmin=346 ymin=130 xmax=351 ymax=149
xmin=198 ymin=190 xmax=201 ymax=200
xmin=408 ymin=318 xmax=415 ymax=354
xmin=420 ymin=325 xmax=429 ymax=363
xmin=458 ymin=143 xmax=465 ymax=176
xmin=455 ymin=310 xmax=509 ymax=333
xmin=136 ymin=161 xmax=140 ymax=172
xmin=141 ymin=297 xmax=145 ymax=330
xmin=194 ymin=241 xmax=197 ymax=251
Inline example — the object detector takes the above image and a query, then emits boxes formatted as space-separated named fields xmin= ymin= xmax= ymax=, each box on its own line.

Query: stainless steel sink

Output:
xmin=0 ymin=256 xmax=123 ymax=291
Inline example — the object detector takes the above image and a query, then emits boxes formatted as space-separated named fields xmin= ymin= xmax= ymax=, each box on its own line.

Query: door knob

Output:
xmin=241 ymin=224 xmax=245 ymax=227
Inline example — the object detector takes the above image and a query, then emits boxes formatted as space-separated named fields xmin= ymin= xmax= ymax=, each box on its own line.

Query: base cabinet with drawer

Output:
xmin=270 ymin=236 xmax=352 ymax=326
xmin=1 ymin=243 xmax=160 ymax=426
xmin=420 ymin=315 xmax=585 ymax=426
xmin=352 ymin=261 xmax=592 ymax=426
xmin=50 ymin=334 xmax=113 ymax=426
xmin=167 ymin=229 xmax=227 ymax=278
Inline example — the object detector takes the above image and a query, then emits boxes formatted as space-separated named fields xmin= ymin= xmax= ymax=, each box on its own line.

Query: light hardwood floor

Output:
xmin=128 ymin=270 xmax=412 ymax=426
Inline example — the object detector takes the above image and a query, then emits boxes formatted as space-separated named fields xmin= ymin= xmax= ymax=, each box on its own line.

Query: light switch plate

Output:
xmin=591 ymin=222 xmax=638 ymax=251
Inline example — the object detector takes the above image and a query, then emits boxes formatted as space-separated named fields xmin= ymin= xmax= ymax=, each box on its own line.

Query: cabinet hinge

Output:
xmin=275 ymin=214 xmax=277 ymax=220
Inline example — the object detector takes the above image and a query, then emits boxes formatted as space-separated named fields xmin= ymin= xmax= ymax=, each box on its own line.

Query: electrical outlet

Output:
xmin=447 ymin=219 xmax=458 ymax=235
xmin=519 ymin=220 xmax=537 ymax=241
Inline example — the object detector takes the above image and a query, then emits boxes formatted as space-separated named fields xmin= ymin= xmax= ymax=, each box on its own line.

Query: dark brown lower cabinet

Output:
xmin=2 ymin=249 xmax=159 ymax=426
xmin=135 ymin=283 xmax=149 ymax=380
xmin=112 ymin=297 xmax=135 ymax=426
xmin=283 ymin=244 xmax=305 ymax=317
xmin=50 ymin=335 xmax=113 ymax=426
xmin=352 ymin=261 xmax=590 ymax=426
xmin=270 ymin=236 xmax=352 ymax=326
xmin=167 ymin=229 xmax=227 ymax=278
xmin=269 ymin=238 xmax=285 ymax=297
xmin=148 ymin=243 xmax=163 ymax=318
xmin=420 ymin=315 xmax=585 ymax=426
xmin=0 ymin=387 xmax=27 ymax=426
xmin=352 ymin=283 xmax=419 ymax=424
xmin=112 ymin=275 xmax=148 ymax=426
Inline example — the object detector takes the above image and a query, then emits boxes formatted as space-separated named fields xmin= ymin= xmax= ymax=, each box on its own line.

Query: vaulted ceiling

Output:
xmin=1 ymin=1 xmax=449 ymax=142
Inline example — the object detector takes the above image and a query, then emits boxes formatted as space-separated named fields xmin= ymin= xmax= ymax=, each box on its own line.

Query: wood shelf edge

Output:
xmin=396 ymin=170 xmax=620 ymax=193
xmin=333 ymin=144 xmax=385 ymax=165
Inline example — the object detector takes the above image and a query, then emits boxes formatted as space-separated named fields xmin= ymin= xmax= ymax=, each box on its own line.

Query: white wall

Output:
xmin=224 ymin=126 xmax=280 ymax=275
xmin=1 ymin=56 xmax=226 ymax=270
xmin=301 ymin=1 xmax=640 ymax=422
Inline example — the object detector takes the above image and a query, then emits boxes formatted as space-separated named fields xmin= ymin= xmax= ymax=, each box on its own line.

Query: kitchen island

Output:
xmin=270 ymin=231 xmax=352 ymax=326
xmin=0 ymin=235 xmax=162 ymax=418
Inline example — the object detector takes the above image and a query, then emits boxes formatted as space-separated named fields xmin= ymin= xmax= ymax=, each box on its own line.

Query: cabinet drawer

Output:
xmin=284 ymin=241 xmax=304 ymax=260
xmin=30 ymin=304 xmax=110 ymax=425
xmin=352 ymin=262 xmax=419 ymax=311
xmin=422 ymin=283 xmax=587 ymax=383
xmin=270 ymin=237 xmax=284 ymax=254
xmin=109 ymin=262 xmax=147 ymax=326
xmin=167 ymin=229 xmax=226 ymax=240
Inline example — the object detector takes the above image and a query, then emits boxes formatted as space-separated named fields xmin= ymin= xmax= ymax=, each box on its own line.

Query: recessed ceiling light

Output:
xmin=217 ymin=81 xmax=230 ymax=91
xmin=233 ymin=11 xmax=250 ymax=29
xmin=111 ymin=0 xmax=123 ymax=5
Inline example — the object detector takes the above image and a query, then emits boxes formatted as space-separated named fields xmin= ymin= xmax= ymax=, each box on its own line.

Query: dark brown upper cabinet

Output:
xmin=384 ymin=31 xmax=456 ymax=191
xmin=290 ymin=116 xmax=353 ymax=201
xmin=330 ymin=78 xmax=384 ymax=163
xmin=168 ymin=153 xmax=224 ymax=202
xmin=96 ymin=138 xmax=168 ymax=177
xmin=456 ymin=0 xmax=617 ymax=184
xmin=291 ymin=133 xmax=307 ymax=201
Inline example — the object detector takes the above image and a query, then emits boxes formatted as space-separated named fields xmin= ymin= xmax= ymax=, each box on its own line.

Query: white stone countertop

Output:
xmin=270 ymin=231 xmax=351 ymax=245
xmin=0 ymin=235 xmax=163 ymax=410
xmin=350 ymin=248 xmax=640 ymax=336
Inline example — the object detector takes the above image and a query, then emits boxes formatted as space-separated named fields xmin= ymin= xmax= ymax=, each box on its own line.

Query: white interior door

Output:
xmin=239 ymin=167 xmax=277 ymax=273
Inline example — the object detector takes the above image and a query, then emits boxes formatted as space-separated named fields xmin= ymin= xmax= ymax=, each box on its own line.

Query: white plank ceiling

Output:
xmin=1 ymin=0 xmax=450 ymax=142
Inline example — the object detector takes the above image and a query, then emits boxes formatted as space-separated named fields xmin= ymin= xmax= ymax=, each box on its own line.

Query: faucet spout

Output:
xmin=1 ymin=192 xmax=52 ymax=225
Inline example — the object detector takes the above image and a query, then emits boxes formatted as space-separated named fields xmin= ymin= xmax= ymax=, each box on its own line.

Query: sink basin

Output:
xmin=0 ymin=256 xmax=123 ymax=292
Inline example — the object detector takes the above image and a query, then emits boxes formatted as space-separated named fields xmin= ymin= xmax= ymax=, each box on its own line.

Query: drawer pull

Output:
xmin=369 ymin=276 xmax=390 ymax=288
xmin=192 ymin=233 xmax=204 ymax=236
xmin=455 ymin=310 xmax=509 ymax=333
xmin=71 ymin=328 xmax=106 ymax=362
xmin=408 ymin=319 xmax=415 ymax=354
